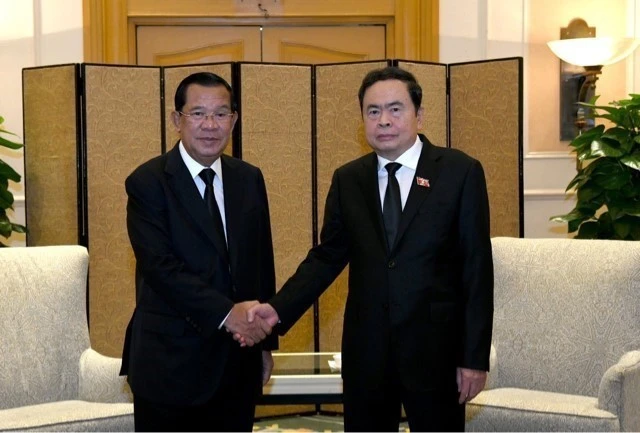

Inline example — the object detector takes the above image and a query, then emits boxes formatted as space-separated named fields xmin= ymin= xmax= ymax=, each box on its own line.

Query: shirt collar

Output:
xmin=179 ymin=141 xmax=223 ymax=181
xmin=377 ymin=135 xmax=423 ymax=171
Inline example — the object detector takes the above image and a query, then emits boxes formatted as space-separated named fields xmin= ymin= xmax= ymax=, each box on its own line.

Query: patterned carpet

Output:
xmin=253 ymin=414 xmax=409 ymax=432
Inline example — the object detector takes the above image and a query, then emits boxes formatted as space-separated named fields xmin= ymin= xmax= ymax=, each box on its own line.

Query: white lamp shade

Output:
xmin=547 ymin=37 xmax=640 ymax=66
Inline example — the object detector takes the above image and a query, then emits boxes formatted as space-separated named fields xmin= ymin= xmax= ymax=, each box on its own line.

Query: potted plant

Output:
xmin=551 ymin=94 xmax=640 ymax=240
xmin=0 ymin=116 xmax=27 ymax=246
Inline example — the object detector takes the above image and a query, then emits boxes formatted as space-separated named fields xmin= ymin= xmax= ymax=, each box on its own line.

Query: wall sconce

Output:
xmin=547 ymin=18 xmax=640 ymax=140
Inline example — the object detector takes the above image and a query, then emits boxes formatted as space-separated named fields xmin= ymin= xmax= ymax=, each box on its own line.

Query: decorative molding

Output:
xmin=524 ymin=151 xmax=573 ymax=160
xmin=524 ymin=189 xmax=574 ymax=199
xmin=154 ymin=41 xmax=246 ymax=65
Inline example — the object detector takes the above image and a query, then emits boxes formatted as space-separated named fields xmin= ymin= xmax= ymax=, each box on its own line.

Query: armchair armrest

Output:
xmin=78 ymin=348 xmax=133 ymax=403
xmin=484 ymin=343 xmax=499 ymax=390
xmin=598 ymin=350 xmax=640 ymax=432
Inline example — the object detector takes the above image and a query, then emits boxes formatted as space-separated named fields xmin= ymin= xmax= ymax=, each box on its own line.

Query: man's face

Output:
xmin=171 ymin=83 xmax=238 ymax=167
xmin=362 ymin=79 xmax=424 ymax=161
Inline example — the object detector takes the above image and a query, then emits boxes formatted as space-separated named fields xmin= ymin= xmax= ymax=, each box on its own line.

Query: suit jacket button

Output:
xmin=388 ymin=260 xmax=396 ymax=268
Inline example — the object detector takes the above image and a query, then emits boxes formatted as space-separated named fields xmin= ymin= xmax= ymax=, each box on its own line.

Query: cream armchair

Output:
xmin=466 ymin=237 xmax=640 ymax=432
xmin=0 ymin=246 xmax=133 ymax=431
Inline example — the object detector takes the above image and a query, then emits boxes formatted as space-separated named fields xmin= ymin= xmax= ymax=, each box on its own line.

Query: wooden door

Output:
xmin=135 ymin=25 xmax=386 ymax=65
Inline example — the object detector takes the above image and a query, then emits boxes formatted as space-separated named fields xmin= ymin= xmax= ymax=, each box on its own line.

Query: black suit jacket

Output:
xmin=270 ymin=135 xmax=493 ymax=392
xmin=120 ymin=144 xmax=277 ymax=406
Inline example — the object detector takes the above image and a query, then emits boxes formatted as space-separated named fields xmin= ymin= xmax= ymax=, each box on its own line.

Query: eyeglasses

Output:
xmin=365 ymin=105 xmax=407 ymax=121
xmin=178 ymin=110 xmax=235 ymax=124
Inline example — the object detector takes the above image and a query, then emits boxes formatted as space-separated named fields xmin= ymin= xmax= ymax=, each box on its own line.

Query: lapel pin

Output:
xmin=416 ymin=177 xmax=430 ymax=188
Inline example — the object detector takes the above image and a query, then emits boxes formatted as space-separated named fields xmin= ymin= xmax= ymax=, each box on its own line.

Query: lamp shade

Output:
xmin=547 ymin=37 xmax=640 ymax=66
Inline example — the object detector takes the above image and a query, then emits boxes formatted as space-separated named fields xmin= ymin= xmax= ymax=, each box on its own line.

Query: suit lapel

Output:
xmin=358 ymin=153 xmax=388 ymax=253
xmin=394 ymin=136 xmax=441 ymax=251
xmin=219 ymin=155 xmax=243 ymax=278
xmin=164 ymin=145 xmax=230 ymax=265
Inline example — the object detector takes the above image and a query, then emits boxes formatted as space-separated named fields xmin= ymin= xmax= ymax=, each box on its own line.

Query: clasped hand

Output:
xmin=224 ymin=301 xmax=272 ymax=347
xmin=224 ymin=302 xmax=280 ymax=347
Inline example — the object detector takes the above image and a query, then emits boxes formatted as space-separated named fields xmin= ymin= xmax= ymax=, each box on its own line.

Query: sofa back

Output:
xmin=0 ymin=246 xmax=91 ymax=409
xmin=490 ymin=237 xmax=640 ymax=397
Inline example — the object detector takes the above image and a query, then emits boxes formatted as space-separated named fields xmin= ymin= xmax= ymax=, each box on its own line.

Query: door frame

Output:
xmin=83 ymin=0 xmax=439 ymax=64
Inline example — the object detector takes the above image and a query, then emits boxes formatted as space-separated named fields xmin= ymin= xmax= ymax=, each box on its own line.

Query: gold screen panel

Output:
xmin=238 ymin=63 xmax=314 ymax=354
xmin=84 ymin=65 xmax=163 ymax=356
xmin=239 ymin=63 xmax=314 ymax=418
xmin=397 ymin=61 xmax=448 ymax=148
xmin=162 ymin=64 xmax=233 ymax=154
xmin=315 ymin=61 xmax=388 ymax=353
xmin=23 ymin=65 xmax=79 ymax=246
xmin=449 ymin=58 xmax=522 ymax=238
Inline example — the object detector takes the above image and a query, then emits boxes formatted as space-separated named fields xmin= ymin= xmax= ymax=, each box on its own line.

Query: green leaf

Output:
xmin=575 ymin=221 xmax=599 ymax=239
xmin=0 ymin=134 xmax=23 ymax=150
xmin=0 ymin=160 xmax=20 ymax=183
xmin=568 ymin=218 xmax=584 ymax=234
xmin=550 ymin=208 xmax=588 ymax=223
xmin=0 ymin=214 xmax=11 ymax=238
xmin=622 ymin=202 xmax=640 ymax=217
xmin=576 ymin=182 xmax=602 ymax=202
xmin=0 ymin=186 xmax=14 ymax=210
xmin=11 ymin=223 xmax=27 ymax=234
xmin=590 ymin=138 xmax=625 ymax=158
xmin=621 ymin=152 xmax=640 ymax=171
xmin=612 ymin=218 xmax=631 ymax=239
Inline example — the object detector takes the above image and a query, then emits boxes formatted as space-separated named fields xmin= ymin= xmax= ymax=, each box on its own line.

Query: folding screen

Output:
xmin=237 ymin=62 xmax=316 ymax=418
xmin=23 ymin=58 xmax=522 ymax=363
xmin=81 ymin=64 xmax=162 ymax=355
xmin=23 ymin=64 xmax=79 ymax=246
xmin=237 ymin=63 xmax=315 ymax=353
xmin=447 ymin=58 xmax=523 ymax=237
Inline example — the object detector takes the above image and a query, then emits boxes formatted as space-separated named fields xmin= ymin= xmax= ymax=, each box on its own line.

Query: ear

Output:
xmin=230 ymin=112 xmax=239 ymax=131
xmin=171 ymin=111 xmax=181 ymax=131
xmin=416 ymin=106 xmax=425 ymax=130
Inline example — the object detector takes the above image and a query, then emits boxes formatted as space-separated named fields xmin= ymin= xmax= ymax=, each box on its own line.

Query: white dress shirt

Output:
xmin=377 ymin=136 xmax=423 ymax=211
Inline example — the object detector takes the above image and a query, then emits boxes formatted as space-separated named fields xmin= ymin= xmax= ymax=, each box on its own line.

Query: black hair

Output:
xmin=174 ymin=72 xmax=236 ymax=112
xmin=358 ymin=66 xmax=422 ymax=113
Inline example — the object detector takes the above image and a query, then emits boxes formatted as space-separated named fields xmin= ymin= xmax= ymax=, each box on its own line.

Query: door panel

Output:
xmin=136 ymin=26 xmax=262 ymax=65
xmin=262 ymin=26 xmax=386 ymax=63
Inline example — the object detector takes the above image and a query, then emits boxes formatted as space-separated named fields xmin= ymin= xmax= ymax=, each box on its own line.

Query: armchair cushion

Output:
xmin=467 ymin=389 xmax=618 ymax=431
xmin=0 ymin=401 xmax=133 ymax=432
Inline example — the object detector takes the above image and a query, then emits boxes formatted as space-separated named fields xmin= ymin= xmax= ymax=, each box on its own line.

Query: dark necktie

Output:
xmin=383 ymin=162 xmax=402 ymax=250
xmin=198 ymin=168 xmax=228 ymax=251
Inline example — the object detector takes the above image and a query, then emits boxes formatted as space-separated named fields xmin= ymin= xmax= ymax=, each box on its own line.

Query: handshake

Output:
xmin=224 ymin=301 xmax=280 ymax=347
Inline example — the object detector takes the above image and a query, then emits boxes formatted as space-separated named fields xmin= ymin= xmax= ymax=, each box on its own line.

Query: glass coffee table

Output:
xmin=260 ymin=352 xmax=343 ymax=405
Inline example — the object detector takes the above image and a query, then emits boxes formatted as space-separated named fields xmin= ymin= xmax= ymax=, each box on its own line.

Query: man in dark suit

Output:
xmin=243 ymin=66 xmax=494 ymax=432
xmin=120 ymin=72 xmax=277 ymax=432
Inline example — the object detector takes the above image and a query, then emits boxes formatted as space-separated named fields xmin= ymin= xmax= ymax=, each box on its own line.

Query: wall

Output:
xmin=441 ymin=0 xmax=639 ymax=238
xmin=0 ymin=0 xmax=83 ymax=247
xmin=2 ymin=0 xmax=639 ymax=245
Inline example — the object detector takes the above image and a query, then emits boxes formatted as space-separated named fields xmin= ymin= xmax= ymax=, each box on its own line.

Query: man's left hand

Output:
xmin=262 ymin=351 xmax=274 ymax=385
xmin=456 ymin=367 xmax=487 ymax=404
